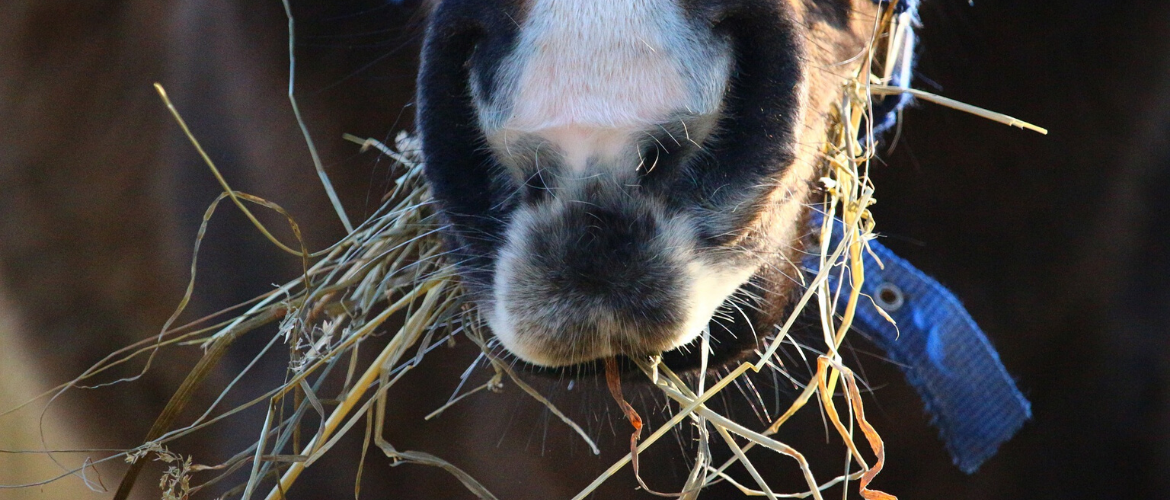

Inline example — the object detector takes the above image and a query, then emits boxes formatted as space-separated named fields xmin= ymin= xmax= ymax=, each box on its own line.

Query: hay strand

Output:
xmin=280 ymin=0 xmax=354 ymax=233
xmin=869 ymin=85 xmax=1049 ymax=135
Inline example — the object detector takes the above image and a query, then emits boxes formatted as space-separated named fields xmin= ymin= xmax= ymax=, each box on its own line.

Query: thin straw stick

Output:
xmin=281 ymin=0 xmax=354 ymax=233
xmin=869 ymin=84 xmax=1049 ymax=134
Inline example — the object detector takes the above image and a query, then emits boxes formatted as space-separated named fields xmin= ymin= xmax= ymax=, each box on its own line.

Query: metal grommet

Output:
xmin=874 ymin=282 xmax=905 ymax=312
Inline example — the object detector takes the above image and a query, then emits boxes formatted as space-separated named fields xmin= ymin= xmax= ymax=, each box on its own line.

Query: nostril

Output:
xmin=635 ymin=117 xmax=715 ymax=189
xmin=637 ymin=142 xmax=667 ymax=175
xmin=521 ymin=172 xmax=551 ymax=205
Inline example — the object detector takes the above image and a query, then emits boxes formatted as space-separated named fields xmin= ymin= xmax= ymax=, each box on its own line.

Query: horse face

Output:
xmin=418 ymin=0 xmax=878 ymax=368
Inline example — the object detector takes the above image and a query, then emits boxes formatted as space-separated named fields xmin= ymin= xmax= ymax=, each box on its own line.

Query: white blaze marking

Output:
xmin=476 ymin=0 xmax=731 ymax=173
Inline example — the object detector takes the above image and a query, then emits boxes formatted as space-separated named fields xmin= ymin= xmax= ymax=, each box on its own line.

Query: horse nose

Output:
xmin=489 ymin=200 xmax=692 ymax=367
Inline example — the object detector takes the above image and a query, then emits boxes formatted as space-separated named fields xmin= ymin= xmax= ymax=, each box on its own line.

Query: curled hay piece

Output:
xmin=0 ymin=3 xmax=1046 ymax=499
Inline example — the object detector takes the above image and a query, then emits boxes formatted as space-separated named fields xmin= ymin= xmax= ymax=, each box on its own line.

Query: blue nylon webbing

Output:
xmin=802 ymin=210 xmax=1031 ymax=473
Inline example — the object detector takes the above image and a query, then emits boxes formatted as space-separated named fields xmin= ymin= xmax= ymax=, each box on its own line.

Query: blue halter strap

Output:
xmin=803 ymin=210 xmax=1031 ymax=473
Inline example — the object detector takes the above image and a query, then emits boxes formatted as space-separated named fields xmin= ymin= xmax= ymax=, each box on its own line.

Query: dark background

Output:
xmin=1 ymin=0 xmax=1167 ymax=498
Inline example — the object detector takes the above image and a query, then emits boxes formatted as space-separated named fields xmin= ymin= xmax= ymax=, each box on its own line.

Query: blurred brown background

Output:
xmin=1 ymin=0 xmax=1168 ymax=498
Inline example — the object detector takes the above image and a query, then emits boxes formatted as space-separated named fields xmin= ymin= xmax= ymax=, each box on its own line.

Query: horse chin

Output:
xmin=503 ymin=266 xmax=803 ymax=381
xmin=508 ymin=324 xmax=772 ymax=382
